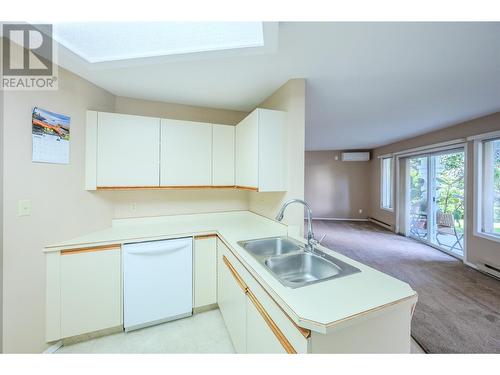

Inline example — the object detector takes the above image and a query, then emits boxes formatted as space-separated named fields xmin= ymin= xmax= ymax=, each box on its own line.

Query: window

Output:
xmin=480 ymin=138 xmax=500 ymax=237
xmin=381 ymin=157 xmax=394 ymax=210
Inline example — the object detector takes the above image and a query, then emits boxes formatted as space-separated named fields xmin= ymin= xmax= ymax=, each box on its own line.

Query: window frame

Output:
xmin=472 ymin=131 xmax=500 ymax=244
xmin=380 ymin=156 xmax=394 ymax=212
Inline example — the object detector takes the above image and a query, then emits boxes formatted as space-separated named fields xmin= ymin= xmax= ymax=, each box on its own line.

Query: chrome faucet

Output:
xmin=275 ymin=199 xmax=318 ymax=251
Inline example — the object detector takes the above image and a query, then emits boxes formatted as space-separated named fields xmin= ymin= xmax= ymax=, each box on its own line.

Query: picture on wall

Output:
xmin=32 ymin=107 xmax=71 ymax=164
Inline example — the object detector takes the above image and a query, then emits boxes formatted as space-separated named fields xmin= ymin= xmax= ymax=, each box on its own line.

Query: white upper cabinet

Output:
xmin=235 ymin=110 xmax=259 ymax=188
xmin=235 ymin=108 xmax=287 ymax=192
xmin=86 ymin=109 xmax=287 ymax=191
xmin=160 ymin=119 xmax=213 ymax=186
xmin=94 ymin=111 xmax=161 ymax=187
xmin=212 ymin=124 xmax=235 ymax=186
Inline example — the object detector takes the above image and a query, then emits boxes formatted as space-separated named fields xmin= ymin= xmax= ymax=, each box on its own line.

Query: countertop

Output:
xmin=44 ymin=210 xmax=417 ymax=334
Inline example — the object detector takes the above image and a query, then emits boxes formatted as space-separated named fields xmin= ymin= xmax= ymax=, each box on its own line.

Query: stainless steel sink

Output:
xmin=238 ymin=236 xmax=303 ymax=258
xmin=238 ymin=236 xmax=361 ymax=288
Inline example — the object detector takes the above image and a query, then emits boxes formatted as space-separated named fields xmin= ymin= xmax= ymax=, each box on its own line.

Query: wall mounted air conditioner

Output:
xmin=341 ymin=152 xmax=370 ymax=162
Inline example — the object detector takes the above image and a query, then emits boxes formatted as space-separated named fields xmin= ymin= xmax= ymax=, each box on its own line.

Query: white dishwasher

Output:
xmin=123 ymin=237 xmax=192 ymax=331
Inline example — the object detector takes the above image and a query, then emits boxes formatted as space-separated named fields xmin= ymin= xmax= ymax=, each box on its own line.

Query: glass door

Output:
xmin=406 ymin=148 xmax=465 ymax=258
xmin=430 ymin=150 xmax=465 ymax=256
xmin=408 ymin=156 xmax=429 ymax=241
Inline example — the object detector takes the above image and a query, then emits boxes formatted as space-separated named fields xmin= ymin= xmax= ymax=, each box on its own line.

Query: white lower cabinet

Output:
xmin=60 ymin=247 xmax=122 ymax=338
xmin=194 ymin=236 xmax=217 ymax=308
xmin=217 ymin=240 xmax=247 ymax=353
xmin=246 ymin=292 xmax=286 ymax=354
xmin=217 ymin=239 xmax=310 ymax=354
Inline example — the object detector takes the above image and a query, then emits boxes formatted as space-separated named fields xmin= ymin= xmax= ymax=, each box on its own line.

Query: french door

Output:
xmin=406 ymin=148 xmax=465 ymax=258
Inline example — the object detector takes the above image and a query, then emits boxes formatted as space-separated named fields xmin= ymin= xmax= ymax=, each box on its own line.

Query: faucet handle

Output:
xmin=318 ymin=234 xmax=327 ymax=245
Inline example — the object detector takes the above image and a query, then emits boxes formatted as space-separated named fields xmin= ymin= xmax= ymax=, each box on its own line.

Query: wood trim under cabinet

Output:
xmin=222 ymin=256 xmax=248 ymax=292
xmin=247 ymin=289 xmax=297 ymax=354
xmin=61 ymin=244 xmax=121 ymax=255
xmin=96 ymin=185 xmax=255 ymax=191
xmin=234 ymin=185 xmax=258 ymax=191
xmin=194 ymin=233 xmax=218 ymax=240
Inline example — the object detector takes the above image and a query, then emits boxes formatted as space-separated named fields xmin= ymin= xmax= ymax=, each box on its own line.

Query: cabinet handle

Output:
xmin=61 ymin=244 xmax=120 ymax=255
xmin=247 ymin=289 xmax=297 ymax=354
xmin=222 ymin=256 xmax=247 ymax=292
xmin=125 ymin=244 xmax=188 ymax=255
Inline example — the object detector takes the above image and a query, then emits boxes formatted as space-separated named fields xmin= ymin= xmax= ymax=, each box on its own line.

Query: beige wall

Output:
xmin=370 ymin=112 xmax=500 ymax=267
xmin=305 ymin=151 xmax=370 ymax=220
xmin=114 ymin=96 xmax=248 ymax=125
xmin=2 ymin=67 xmax=116 ymax=353
xmin=112 ymin=190 xmax=249 ymax=218
xmin=0 ymin=65 xmax=4 ymax=353
xmin=249 ymin=79 xmax=306 ymax=235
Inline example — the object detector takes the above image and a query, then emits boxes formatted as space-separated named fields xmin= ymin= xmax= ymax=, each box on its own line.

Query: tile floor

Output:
xmin=56 ymin=308 xmax=425 ymax=354
xmin=57 ymin=309 xmax=234 ymax=354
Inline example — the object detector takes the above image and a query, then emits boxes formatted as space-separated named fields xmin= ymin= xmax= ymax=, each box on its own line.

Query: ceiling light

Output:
xmin=53 ymin=22 xmax=264 ymax=63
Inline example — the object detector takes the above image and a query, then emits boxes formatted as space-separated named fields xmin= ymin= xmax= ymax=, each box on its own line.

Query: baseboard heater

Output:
xmin=368 ymin=217 xmax=392 ymax=230
xmin=477 ymin=262 xmax=500 ymax=280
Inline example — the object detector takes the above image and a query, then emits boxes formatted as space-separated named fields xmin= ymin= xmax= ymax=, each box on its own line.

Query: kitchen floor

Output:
xmin=56 ymin=309 xmax=234 ymax=354
xmin=56 ymin=308 xmax=425 ymax=353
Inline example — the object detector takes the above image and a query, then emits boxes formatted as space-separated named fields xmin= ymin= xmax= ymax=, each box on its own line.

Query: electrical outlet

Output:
xmin=18 ymin=200 xmax=31 ymax=216
xmin=130 ymin=203 xmax=137 ymax=212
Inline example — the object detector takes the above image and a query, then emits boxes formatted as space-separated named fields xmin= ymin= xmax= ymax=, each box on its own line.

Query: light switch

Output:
xmin=18 ymin=199 xmax=31 ymax=216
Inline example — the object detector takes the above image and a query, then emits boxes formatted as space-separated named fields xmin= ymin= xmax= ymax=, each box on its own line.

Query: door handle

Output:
xmin=125 ymin=244 xmax=188 ymax=255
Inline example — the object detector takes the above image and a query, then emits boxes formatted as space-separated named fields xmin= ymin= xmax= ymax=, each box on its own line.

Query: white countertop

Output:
xmin=45 ymin=210 xmax=417 ymax=334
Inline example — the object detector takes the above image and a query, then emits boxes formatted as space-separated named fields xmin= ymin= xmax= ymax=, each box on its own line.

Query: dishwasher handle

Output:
xmin=125 ymin=243 xmax=189 ymax=256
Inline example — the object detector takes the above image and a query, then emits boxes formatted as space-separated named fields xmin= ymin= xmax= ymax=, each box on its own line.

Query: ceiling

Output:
xmin=55 ymin=22 xmax=500 ymax=150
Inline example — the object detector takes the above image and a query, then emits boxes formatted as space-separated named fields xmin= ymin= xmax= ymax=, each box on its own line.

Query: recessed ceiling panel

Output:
xmin=53 ymin=22 xmax=264 ymax=63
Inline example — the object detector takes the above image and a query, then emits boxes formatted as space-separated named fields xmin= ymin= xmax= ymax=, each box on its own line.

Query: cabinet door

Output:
xmin=246 ymin=292 xmax=287 ymax=354
xmin=212 ymin=124 xmax=235 ymax=186
xmin=257 ymin=109 xmax=287 ymax=192
xmin=97 ymin=112 xmax=160 ymax=187
xmin=235 ymin=110 xmax=258 ymax=188
xmin=217 ymin=241 xmax=247 ymax=353
xmin=161 ymin=119 xmax=212 ymax=186
xmin=60 ymin=247 xmax=121 ymax=338
xmin=194 ymin=236 xmax=217 ymax=308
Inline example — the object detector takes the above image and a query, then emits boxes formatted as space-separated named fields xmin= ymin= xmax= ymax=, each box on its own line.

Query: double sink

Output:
xmin=238 ymin=236 xmax=361 ymax=289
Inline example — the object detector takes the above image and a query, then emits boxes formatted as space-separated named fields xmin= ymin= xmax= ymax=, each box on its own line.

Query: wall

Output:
xmin=370 ymin=112 xmax=500 ymax=267
xmin=0 ymin=54 xmax=4 ymax=353
xmin=2 ymin=66 xmax=116 ymax=353
xmin=305 ymin=151 xmax=370 ymax=220
xmin=115 ymin=96 xmax=248 ymax=125
xmin=111 ymin=96 xmax=250 ymax=219
xmin=248 ymin=79 xmax=306 ymax=235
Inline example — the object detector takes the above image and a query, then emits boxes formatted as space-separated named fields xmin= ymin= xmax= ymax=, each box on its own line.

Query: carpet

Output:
xmin=310 ymin=220 xmax=500 ymax=353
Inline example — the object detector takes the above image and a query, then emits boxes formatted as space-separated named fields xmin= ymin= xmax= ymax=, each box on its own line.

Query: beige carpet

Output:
xmin=311 ymin=220 xmax=500 ymax=353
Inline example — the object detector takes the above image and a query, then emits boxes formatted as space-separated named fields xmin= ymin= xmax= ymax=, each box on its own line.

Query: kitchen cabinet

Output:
xmin=86 ymin=109 xmax=288 ymax=191
xmin=92 ymin=111 xmax=161 ymax=188
xmin=246 ymin=291 xmax=287 ymax=354
xmin=217 ymin=240 xmax=247 ymax=353
xmin=235 ymin=108 xmax=287 ymax=191
xmin=212 ymin=124 xmax=235 ymax=186
xmin=160 ymin=119 xmax=212 ymax=186
xmin=194 ymin=236 xmax=217 ymax=308
xmin=60 ymin=246 xmax=122 ymax=339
